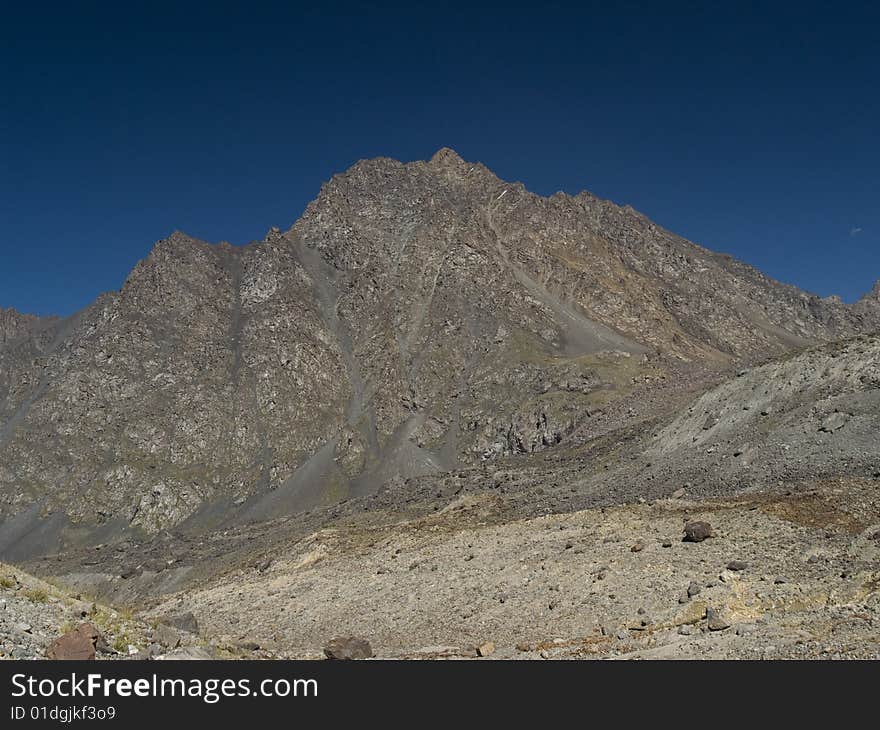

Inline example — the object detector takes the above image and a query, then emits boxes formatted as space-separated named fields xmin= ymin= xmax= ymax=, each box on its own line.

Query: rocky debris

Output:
xmin=132 ymin=478 xmax=880 ymax=660
xmin=323 ymin=636 xmax=373 ymax=660
xmin=0 ymin=569 xmax=234 ymax=662
xmin=46 ymin=623 xmax=103 ymax=660
xmin=683 ymin=521 xmax=714 ymax=543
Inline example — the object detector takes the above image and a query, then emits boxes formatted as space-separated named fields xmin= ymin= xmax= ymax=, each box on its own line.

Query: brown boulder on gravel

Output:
xmin=323 ymin=636 xmax=373 ymax=660
xmin=46 ymin=623 xmax=103 ymax=660
xmin=683 ymin=521 xmax=714 ymax=542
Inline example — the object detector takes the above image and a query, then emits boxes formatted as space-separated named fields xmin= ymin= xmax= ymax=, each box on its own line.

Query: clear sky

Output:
xmin=2 ymin=1 xmax=878 ymax=316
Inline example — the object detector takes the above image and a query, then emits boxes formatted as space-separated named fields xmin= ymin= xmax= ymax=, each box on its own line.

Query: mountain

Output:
xmin=1 ymin=149 xmax=878 ymax=558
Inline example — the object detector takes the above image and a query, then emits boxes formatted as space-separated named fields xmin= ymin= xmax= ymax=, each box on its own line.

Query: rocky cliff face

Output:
xmin=1 ymin=149 xmax=878 ymax=549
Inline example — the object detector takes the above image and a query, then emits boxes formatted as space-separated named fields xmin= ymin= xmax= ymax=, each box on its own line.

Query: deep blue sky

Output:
xmin=2 ymin=1 xmax=878 ymax=316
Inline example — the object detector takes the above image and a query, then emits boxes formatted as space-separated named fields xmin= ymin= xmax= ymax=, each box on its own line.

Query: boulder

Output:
xmin=46 ymin=623 xmax=103 ymax=660
xmin=153 ymin=623 xmax=181 ymax=649
xmin=324 ymin=636 xmax=373 ymax=660
xmin=160 ymin=611 xmax=199 ymax=635
xmin=157 ymin=646 xmax=214 ymax=660
xmin=706 ymin=607 xmax=732 ymax=631
xmin=683 ymin=521 xmax=714 ymax=542
xmin=477 ymin=641 xmax=496 ymax=657
xmin=819 ymin=412 xmax=849 ymax=433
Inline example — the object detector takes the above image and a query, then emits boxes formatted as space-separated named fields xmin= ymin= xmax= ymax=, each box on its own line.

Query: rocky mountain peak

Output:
xmin=429 ymin=146 xmax=467 ymax=168
xmin=1 ymin=149 xmax=878 ymax=548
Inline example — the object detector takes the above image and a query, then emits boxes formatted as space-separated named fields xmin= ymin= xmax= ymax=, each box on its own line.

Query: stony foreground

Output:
xmin=142 ymin=479 xmax=879 ymax=660
xmin=3 ymin=475 xmax=878 ymax=660
xmin=0 ymin=563 xmax=246 ymax=660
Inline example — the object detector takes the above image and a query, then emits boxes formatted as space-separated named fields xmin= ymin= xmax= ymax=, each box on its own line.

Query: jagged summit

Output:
xmin=861 ymin=279 xmax=880 ymax=300
xmin=429 ymin=146 xmax=467 ymax=167
xmin=0 ymin=307 xmax=54 ymax=346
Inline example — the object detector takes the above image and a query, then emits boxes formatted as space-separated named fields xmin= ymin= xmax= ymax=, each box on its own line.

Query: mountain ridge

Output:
xmin=1 ymin=149 xmax=878 ymax=558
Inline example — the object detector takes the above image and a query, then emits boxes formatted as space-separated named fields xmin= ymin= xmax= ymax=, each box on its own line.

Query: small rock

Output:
xmin=671 ymin=488 xmax=686 ymax=499
xmin=616 ymin=629 xmax=628 ymax=640
xmin=476 ymin=641 xmax=495 ymax=657
xmin=630 ymin=541 xmax=644 ymax=553
xmin=153 ymin=623 xmax=181 ymax=649
xmin=687 ymin=581 xmax=702 ymax=597
xmin=515 ymin=642 xmax=531 ymax=652
xmin=161 ymin=611 xmax=199 ymax=635
xmin=157 ymin=646 xmax=214 ymax=660
xmin=324 ymin=636 xmax=373 ymax=660
xmin=819 ymin=412 xmax=849 ymax=433
xmin=726 ymin=560 xmax=748 ymax=571
xmin=706 ymin=607 xmax=731 ymax=631
xmin=774 ymin=576 xmax=787 ymax=584
xmin=95 ymin=634 xmax=114 ymax=655
xmin=255 ymin=557 xmax=273 ymax=573
xmin=661 ymin=540 xmax=673 ymax=548
xmin=683 ymin=521 xmax=714 ymax=542
xmin=678 ymin=625 xmax=693 ymax=636
xmin=235 ymin=640 xmax=261 ymax=651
